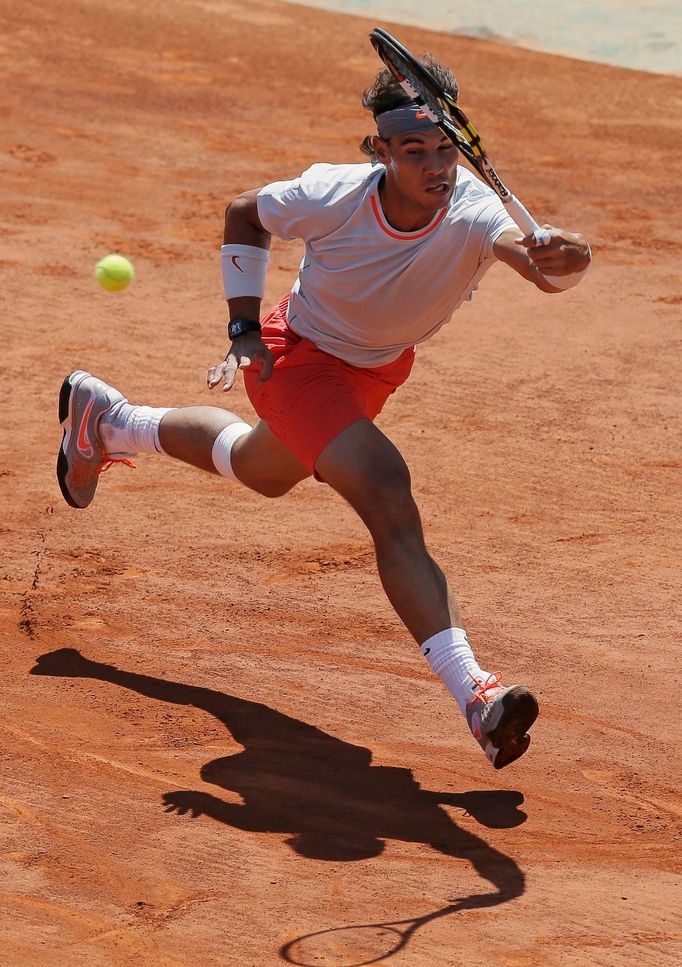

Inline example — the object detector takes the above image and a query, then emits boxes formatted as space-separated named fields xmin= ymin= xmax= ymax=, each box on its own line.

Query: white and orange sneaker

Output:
xmin=57 ymin=370 xmax=134 ymax=509
xmin=466 ymin=674 xmax=539 ymax=769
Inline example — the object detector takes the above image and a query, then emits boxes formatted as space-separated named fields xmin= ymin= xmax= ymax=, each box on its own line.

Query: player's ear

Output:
xmin=372 ymin=135 xmax=390 ymax=163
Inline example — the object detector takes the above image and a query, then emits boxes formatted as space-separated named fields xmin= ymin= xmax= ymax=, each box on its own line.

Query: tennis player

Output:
xmin=58 ymin=57 xmax=591 ymax=770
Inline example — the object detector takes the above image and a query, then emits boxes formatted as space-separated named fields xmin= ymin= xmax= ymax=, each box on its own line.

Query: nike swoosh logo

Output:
xmin=231 ymin=255 xmax=245 ymax=273
xmin=78 ymin=398 xmax=95 ymax=457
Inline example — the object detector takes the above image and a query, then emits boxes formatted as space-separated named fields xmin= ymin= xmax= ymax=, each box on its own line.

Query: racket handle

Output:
xmin=504 ymin=195 xmax=551 ymax=245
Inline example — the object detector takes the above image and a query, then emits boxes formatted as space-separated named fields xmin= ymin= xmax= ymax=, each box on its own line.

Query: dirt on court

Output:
xmin=1 ymin=0 xmax=680 ymax=964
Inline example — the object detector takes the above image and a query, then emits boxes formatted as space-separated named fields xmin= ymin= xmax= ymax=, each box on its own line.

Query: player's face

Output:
xmin=379 ymin=130 xmax=458 ymax=212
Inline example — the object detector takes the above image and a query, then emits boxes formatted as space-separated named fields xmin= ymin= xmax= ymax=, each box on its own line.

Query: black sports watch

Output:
xmin=228 ymin=316 xmax=262 ymax=341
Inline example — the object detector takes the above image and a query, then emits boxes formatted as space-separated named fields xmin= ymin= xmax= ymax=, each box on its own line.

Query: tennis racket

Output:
xmin=369 ymin=27 xmax=550 ymax=245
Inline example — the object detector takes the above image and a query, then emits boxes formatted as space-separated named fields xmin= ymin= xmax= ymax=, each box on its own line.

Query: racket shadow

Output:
xmin=31 ymin=648 xmax=528 ymax=963
xmin=282 ymin=901 xmax=468 ymax=967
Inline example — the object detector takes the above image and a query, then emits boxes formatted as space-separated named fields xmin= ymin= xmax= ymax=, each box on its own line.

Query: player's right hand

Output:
xmin=207 ymin=334 xmax=274 ymax=392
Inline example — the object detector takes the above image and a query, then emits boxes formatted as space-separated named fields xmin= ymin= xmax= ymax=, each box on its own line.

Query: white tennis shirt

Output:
xmin=257 ymin=162 xmax=517 ymax=367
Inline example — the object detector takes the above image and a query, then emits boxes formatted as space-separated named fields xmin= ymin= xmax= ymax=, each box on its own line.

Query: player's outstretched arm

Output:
xmin=493 ymin=226 xmax=592 ymax=293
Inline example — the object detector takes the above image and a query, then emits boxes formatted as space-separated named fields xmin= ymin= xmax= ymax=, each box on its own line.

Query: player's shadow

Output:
xmin=31 ymin=648 xmax=527 ymax=907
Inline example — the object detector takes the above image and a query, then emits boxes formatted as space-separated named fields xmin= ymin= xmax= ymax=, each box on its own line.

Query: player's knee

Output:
xmin=356 ymin=466 xmax=418 ymax=536
xmin=248 ymin=478 xmax=297 ymax=499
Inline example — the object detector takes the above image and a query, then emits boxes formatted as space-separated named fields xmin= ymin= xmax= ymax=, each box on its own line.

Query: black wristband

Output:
xmin=228 ymin=317 xmax=262 ymax=341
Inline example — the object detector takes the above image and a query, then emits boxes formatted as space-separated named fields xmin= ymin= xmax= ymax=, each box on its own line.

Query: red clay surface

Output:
xmin=2 ymin=1 xmax=681 ymax=964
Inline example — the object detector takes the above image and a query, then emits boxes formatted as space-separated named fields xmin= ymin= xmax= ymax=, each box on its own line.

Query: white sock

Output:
xmin=421 ymin=627 xmax=492 ymax=716
xmin=211 ymin=422 xmax=252 ymax=481
xmin=99 ymin=401 xmax=173 ymax=457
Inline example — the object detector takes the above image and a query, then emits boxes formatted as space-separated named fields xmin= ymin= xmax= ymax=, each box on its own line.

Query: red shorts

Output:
xmin=244 ymin=295 xmax=415 ymax=472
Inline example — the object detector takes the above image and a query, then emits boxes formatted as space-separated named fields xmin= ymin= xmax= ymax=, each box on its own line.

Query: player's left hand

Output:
xmin=207 ymin=333 xmax=274 ymax=392
xmin=515 ymin=225 xmax=591 ymax=276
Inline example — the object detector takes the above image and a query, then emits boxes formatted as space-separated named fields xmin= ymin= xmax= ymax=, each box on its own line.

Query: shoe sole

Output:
xmin=488 ymin=686 xmax=539 ymax=770
xmin=56 ymin=370 xmax=89 ymax=509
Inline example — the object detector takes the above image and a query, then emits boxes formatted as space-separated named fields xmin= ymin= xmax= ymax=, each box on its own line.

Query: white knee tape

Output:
xmin=212 ymin=422 xmax=252 ymax=481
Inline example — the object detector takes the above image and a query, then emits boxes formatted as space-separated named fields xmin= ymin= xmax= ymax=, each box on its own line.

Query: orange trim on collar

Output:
xmin=370 ymin=194 xmax=448 ymax=240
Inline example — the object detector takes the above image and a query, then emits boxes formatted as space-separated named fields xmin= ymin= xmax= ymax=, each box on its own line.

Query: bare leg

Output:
xmin=315 ymin=419 xmax=462 ymax=643
xmin=158 ymin=407 xmax=240 ymax=474
xmin=158 ymin=409 xmax=310 ymax=496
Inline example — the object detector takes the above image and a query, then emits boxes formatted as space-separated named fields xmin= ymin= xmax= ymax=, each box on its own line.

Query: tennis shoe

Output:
xmin=57 ymin=370 xmax=134 ymax=509
xmin=466 ymin=674 xmax=539 ymax=769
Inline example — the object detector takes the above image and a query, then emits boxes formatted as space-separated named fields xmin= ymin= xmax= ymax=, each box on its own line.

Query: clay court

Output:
xmin=2 ymin=0 xmax=680 ymax=963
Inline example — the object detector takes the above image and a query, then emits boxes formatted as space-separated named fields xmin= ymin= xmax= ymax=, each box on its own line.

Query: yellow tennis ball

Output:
xmin=95 ymin=254 xmax=135 ymax=292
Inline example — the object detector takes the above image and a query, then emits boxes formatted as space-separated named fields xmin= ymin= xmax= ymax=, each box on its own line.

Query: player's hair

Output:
xmin=359 ymin=56 xmax=460 ymax=158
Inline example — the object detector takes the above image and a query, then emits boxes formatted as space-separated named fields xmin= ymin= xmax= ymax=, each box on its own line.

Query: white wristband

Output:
xmin=221 ymin=244 xmax=270 ymax=300
xmin=542 ymin=244 xmax=592 ymax=290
